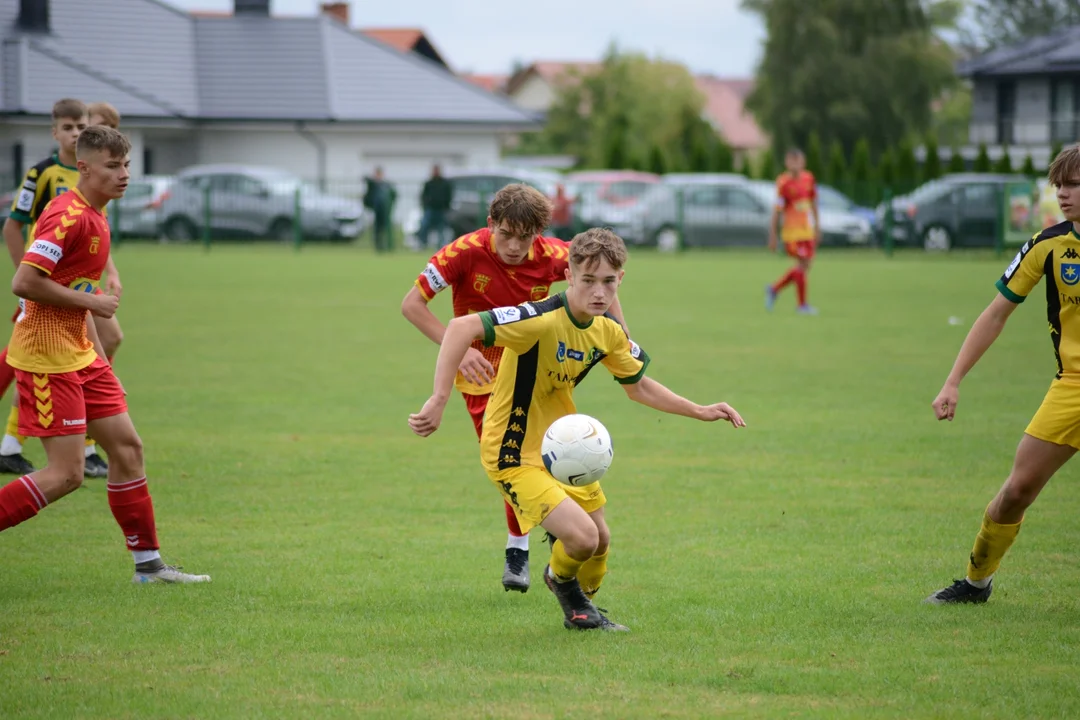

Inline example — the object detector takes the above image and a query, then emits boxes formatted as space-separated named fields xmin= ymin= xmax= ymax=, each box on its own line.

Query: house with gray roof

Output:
xmin=0 ymin=0 xmax=539 ymax=192
xmin=957 ymin=25 xmax=1080 ymax=166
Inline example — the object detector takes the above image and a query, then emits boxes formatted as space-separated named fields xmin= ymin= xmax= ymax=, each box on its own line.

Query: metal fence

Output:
xmin=8 ymin=173 xmax=1057 ymax=256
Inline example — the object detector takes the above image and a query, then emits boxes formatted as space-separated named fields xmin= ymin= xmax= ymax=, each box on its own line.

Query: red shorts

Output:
xmin=785 ymin=240 xmax=816 ymax=260
xmin=463 ymin=392 xmax=489 ymax=440
xmin=15 ymin=355 xmax=127 ymax=437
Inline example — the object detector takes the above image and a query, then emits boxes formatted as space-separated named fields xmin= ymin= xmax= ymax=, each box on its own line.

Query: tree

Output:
xmin=895 ymin=138 xmax=919 ymax=193
xmin=735 ymin=153 xmax=753 ymax=177
xmin=826 ymin=140 xmax=848 ymax=189
xmin=878 ymin=147 xmax=896 ymax=191
xmin=648 ymin=143 xmax=669 ymax=175
xmin=1021 ymin=153 xmax=1037 ymax=176
xmin=923 ymin=134 xmax=942 ymax=181
xmin=993 ymin=146 xmax=1013 ymax=173
xmin=948 ymin=147 xmax=966 ymax=173
xmin=756 ymin=148 xmax=779 ymax=180
xmin=973 ymin=143 xmax=992 ymax=172
xmin=1050 ymin=142 xmax=1065 ymax=171
xmin=806 ymin=132 xmax=825 ymax=178
xmin=602 ymin=112 xmax=632 ymax=169
xmin=963 ymin=0 xmax=1080 ymax=49
xmin=688 ymin=134 xmax=711 ymax=172
xmin=712 ymin=139 xmax=735 ymax=173
xmin=743 ymin=0 xmax=961 ymax=156
xmin=849 ymin=137 xmax=874 ymax=205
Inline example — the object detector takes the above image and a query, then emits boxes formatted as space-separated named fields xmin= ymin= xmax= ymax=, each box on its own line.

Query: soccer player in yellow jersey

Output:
xmin=409 ymin=228 xmax=746 ymax=631
xmin=927 ymin=145 xmax=1080 ymax=604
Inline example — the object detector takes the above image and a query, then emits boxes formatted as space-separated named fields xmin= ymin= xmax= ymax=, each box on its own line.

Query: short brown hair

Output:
xmin=1048 ymin=145 xmax=1080 ymax=186
xmin=77 ymin=125 xmax=131 ymax=160
xmin=52 ymin=98 xmax=87 ymax=124
xmin=569 ymin=227 xmax=628 ymax=271
xmin=489 ymin=184 xmax=552 ymax=237
xmin=87 ymin=101 xmax=121 ymax=129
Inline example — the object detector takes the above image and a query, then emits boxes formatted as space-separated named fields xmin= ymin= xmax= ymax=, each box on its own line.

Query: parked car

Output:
xmin=877 ymin=173 xmax=1028 ymax=251
xmin=563 ymin=170 xmax=660 ymax=228
xmin=744 ymin=181 xmax=872 ymax=247
xmin=817 ymin=184 xmax=880 ymax=233
xmin=159 ymin=164 xmax=366 ymax=242
xmin=111 ymin=175 xmax=174 ymax=238
xmin=443 ymin=168 xmax=561 ymax=238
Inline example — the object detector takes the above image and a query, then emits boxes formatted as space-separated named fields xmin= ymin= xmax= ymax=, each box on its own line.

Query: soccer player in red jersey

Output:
xmin=766 ymin=149 xmax=820 ymax=315
xmin=0 ymin=126 xmax=209 ymax=584
xmin=402 ymin=184 xmax=626 ymax=593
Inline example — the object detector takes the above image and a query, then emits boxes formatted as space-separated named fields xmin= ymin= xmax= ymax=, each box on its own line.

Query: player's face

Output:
xmin=785 ymin=152 xmax=805 ymax=173
xmin=489 ymin=219 xmax=534 ymax=265
xmin=565 ymin=257 xmax=624 ymax=316
xmin=53 ymin=115 xmax=88 ymax=156
xmin=1055 ymin=178 xmax=1080 ymax=221
xmin=79 ymin=150 xmax=130 ymax=200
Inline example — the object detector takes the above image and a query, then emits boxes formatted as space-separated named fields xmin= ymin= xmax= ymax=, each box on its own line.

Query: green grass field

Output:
xmin=1 ymin=244 xmax=1077 ymax=719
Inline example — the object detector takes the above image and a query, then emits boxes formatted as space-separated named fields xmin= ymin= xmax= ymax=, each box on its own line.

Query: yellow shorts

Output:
xmin=1026 ymin=378 xmax=1080 ymax=450
xmin=487 ymin=465 xmax=606 ymax=535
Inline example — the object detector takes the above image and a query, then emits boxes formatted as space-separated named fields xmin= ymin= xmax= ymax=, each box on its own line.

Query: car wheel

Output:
xmin=655 ymin=226 xmax=681 ymax=252
xmin=164 ymin=216 xmax=197 ymax=243
xmin=269 ymin=218 xmax=294 ymax=242
xmin=922 ymin=225 xmax=953 ymax=252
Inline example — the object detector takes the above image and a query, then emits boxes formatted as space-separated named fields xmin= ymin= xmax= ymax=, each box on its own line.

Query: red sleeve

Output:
xmin=806 ymin=172 xmax=818 ymax=200
xmin=413 ymin=231 xmax=484 ymax=300
xmin=540 ymin=237 xmax=570 ymax=282
xmin=22 ymin=200 xmax=75 ymax=275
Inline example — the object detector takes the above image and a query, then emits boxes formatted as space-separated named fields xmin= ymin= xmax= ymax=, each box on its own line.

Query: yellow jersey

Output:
xmin=997 ymin=221 xmax=1080 ymax=380
xmin=9 ymin=153 xmax=80 ymax=241
xmin=478 ymin=293 xmax=649 ymax=473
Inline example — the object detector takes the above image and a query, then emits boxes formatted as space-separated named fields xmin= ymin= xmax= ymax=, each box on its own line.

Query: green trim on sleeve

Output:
xmin=615 ymin=351 xmax=650 ymax=385
xmin=480 ymin=312 xmax=496 ymax=347
xmin=8 ymin=210 xmax=31 ymax=224
xmin=995 ymin=278 xmax=1025 ymax=304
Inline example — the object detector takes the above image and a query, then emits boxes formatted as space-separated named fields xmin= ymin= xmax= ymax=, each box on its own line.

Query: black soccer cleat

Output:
xmin=502 ymin=548 xmax=530 ymax=593
xmin=0 ymin=453 xmax=34 ymax=475
xmin=595 ymin=607 xmax=630 ymax=632
xmin=925 ymin=578 xmax=993 ymax=605
xmin=84 ymin=452 xmax=109 ymax=478
xmin=543 ymin=564 xmax=602 ymax=630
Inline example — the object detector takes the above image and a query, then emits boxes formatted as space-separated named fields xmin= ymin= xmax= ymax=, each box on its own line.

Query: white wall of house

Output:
xmin=1015 ymin=78 xmax=1051 ymax=145
xmin=510 ymin=76 xmax=556 ymax=113
xmin=0 ymin=122 xmax=146 ymax=187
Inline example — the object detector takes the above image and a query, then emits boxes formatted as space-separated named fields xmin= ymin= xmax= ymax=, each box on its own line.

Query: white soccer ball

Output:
xmin=541 ymin=414 xmax=614 ymax=487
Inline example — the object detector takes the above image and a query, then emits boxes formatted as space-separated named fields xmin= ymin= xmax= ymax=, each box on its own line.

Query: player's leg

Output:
xmin=927 ymin=434 xmax=1074 ymax=604
xmin=794 ymin=249 xmax=817 ymax=315
xmin=83 ymin=359 xmax=209 ymax=584
xmin=566 ymin=492 xmax=628 ymax=631
xmin=82 ymin=314 xmax=124 ymax=478
xmin=766 ymin=244 xmax=799 ymax=311
xmin=0 ymin=350 xmax=34 ymax=476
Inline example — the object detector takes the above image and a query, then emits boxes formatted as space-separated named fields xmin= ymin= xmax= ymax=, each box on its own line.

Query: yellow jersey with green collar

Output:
xmin=477 ymin=293 xmax=649 ymax=473
xmin=997 ymin=221 xmax=1080 ymax=380
xmin=9 ymin=153 xmax=80 ymax=241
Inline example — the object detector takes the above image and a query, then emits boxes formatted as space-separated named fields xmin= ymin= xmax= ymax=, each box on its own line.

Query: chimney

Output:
xmin=17 ymin=0 xmax=49 ymax=32
xmin=320 ymin=2 xmax=349 ymax=26
xmin=234 ymin=0 xmax=270 ymax=15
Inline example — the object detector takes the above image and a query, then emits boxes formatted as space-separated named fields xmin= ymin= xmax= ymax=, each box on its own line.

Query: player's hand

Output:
xmin=90 ymin=293 xmax=119 ymax=319
xmin=459 ymin=347 xmax=495 ymax=385
xmin=932 ymin=384 xmax=959 ymax=421
xmin=105 ymin=272 xmax=122 ymax=298
xmin=409 ymin=395 xmax=447 ymax=437
xmin=697 ymin=402 xmax=746 ymax=428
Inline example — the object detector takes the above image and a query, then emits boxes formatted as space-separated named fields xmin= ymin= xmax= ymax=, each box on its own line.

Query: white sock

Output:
xmin=132 ymin=550 xmax=161 ymax=565
xmin=506 ymin=533 xmax=529 ymax=551
xmin=84 ymin=443 xmax=97 ymax=458
xmin=1 ymin=434 xmax=23 ymax=456
xmin=966 ymin=575 xmax=992 ymax=589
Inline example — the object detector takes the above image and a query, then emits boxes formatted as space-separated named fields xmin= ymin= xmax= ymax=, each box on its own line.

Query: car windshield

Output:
xmin=906 ymin=178 xmax=953 ymax=204
xmin=817 ymin=186 xmax=854 ymax=211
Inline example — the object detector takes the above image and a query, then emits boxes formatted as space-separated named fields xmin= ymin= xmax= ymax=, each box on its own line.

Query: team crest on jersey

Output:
xmin=556 ymin=341 xmax=566 ymax=362
xmin=473 ymin=273 xmax=490 ymax=293
xmin=89 ymin=236 xmax=100 ymax=255
xmin=1062 ymin=263 xmax=1080 ymax=286
xmin=530 ymin=285 xmax=549 ymax=301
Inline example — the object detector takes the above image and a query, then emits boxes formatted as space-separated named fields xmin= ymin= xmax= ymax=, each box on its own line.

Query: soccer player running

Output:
xmin=402 ymin=184 xmax=627 ymax=593
xmin=926 ymin=146 xmax=1080 ymax=604
xmin=0 ymin=126 xmax=209 ymax=584
xmin=765 ymin=149 xmax=820 ymax=315
xmin=409 ymin=228 xmax=745 ymax=631
xmin=0 ymin=99 xmax=110 ymax=477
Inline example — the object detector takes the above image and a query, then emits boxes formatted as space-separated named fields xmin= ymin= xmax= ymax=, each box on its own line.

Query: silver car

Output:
xmin=159 ymin=164 xmax=366 ymax=242
xmin=112 ymin=175 xmax=174 ymax=239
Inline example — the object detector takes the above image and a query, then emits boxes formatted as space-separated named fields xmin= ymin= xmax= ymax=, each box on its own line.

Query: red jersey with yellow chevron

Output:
xmin=414 ymin=228 xmax=570 ymax=395
xmin=776 ymin=170 xmax=817 ymax=243
xmin=7 ymin=188 xmax=108 ymax=374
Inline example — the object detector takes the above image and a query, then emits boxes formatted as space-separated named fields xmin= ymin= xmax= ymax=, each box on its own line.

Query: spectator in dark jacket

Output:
xmin=364 ymin=166 xmax=397 ymax=252
xmin=418 ymin=165 xmax=454 ymax=249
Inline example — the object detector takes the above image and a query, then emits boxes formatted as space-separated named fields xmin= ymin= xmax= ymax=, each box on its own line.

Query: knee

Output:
xmin=999 ymin=476 xmax=1040 ymax=512
xmin=60 ymin=460 xmax=85 ymax=493
xmin=111 ymin=434 xmax=144 ymax=473
xmin=595 ymin=523 xmax=611 ymax=556
xmin=561 ymin=522 xmax=599 ymax=560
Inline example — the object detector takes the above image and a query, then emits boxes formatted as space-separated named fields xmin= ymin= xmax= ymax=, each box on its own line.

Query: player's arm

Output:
xmin=104 ymin=255 xmax=122 ymax=297
xmin=85 ymin=309 xmax=106 ymax=358
xmin=12 ymin=264 xmax=117 ymax=317
xmin=768 ymin=181 xmax=782 ymax=251
xmin=811 ymin=181 xmax=822 ymax=245
xmin=622 ymin=376 xmax=745 ymax=427
xmin=408 ymin=313 xmax=486 ymax=437
xmin=931 ymin=294 xmax=1018 ymax=421
xmin=3 ymin=218 xmax=26 ymax=267
xmin=401 ymin=285 xmax=495 ymax=386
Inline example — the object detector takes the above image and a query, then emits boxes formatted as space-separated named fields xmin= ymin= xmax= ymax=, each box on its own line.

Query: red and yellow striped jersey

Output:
xmin=776 ymin=170 xmax=818 ymax=243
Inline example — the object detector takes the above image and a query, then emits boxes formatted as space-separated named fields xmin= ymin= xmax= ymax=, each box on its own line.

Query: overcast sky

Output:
xmin=164 ymin=0 xmax=765 ymax=78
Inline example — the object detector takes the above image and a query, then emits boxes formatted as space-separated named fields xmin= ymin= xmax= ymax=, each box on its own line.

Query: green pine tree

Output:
xmin=711 ymin=139 xmax=734 ymax=173
xmin=735 ymin=153 xmax=752 ymax=178
xmin=993 ymin=146 xmax=1013 ymax=173
xmin=647 ymin=143 xmax=668 ymax=175
xmin=756 ymin=148 xmax=778 ymax=180
xmin=826 ymin=140 xmax=848 ymax=190
xmin=895 ymin=139 xmax=919 ymax=194
xmin=1021 ymin=153 xmax=1037 ymax=177
xmin=849 ymin=138 xmax=873 ymax=206
xmin=948 ymin=147 xmax=966 ymax=173
xmin=973 ymin=143 xmax=992 ymax=172
xmin=805 ymin=132 xmax=825 ymax=178
xmin=923 ymin=135 xmax=942 ymax=181
xmin=878 ymin=148 xmax=896 ymax=195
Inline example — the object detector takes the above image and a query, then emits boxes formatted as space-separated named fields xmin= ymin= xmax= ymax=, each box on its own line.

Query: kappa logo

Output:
xmin=1063 ymin=247 xmax=1080 ymax=260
